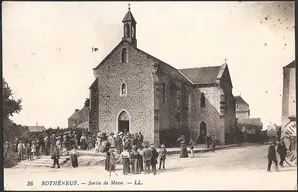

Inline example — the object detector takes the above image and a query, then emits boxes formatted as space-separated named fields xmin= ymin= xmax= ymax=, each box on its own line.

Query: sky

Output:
xmin=3 ymin=1 xmax=295 ymax=129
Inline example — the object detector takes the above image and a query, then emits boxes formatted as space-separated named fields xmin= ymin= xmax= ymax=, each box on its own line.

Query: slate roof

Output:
xmin=122 ymin=11 xmax=136 ymax=23
xmin=238 ymin=118 xmax=262 ymax=127
xmin=76 ymin=121 xmax=89 ymax=129
xmin=178 ymin=66 xmax=222 ymax=85
xmin=235 ymin=96 xmax=248 ymax=105
xmin=25 ymin=126 xmax=46 ymax=133
xmin=69 ymin=106 xmax=89 ymax=122
xmin=283 ymin=60 xmax=295 ymax=68
xmin=69 ymin=110 xmax=80 ymax=120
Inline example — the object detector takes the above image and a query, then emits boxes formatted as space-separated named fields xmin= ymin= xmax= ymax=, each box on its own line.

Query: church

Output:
xmin=88 ymin=7 xmax=237 ymax=146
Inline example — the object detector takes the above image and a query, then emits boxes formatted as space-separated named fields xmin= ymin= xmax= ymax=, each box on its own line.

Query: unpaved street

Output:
xmin=4 ymin=144 xmax=297 ymax=190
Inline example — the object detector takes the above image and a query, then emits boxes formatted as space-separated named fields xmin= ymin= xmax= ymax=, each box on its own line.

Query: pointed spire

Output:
xmin=122 ymin=4 xmax=136 ymax=23
xmin=224 ymin=58 xmax=227 ymax=64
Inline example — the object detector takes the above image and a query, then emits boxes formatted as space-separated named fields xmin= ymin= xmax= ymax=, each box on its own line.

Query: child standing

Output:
xmin=31 ymin=141 xmax=36 ymax=157
xmin=189 ymin=139 xmax=195 ymax=158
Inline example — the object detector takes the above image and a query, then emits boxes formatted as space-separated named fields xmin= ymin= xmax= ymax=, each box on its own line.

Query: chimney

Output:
xmin=36 ymin=122 xmax=38 ymax=127
xmin=75 ymin=109 xmax=80 ymax=112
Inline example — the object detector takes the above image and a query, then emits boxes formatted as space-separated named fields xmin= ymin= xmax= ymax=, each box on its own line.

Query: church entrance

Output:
xmin=197 ymin=122 xmax=207 ymax=144
xmin=118 ymin=111 xmax=129 ymax=134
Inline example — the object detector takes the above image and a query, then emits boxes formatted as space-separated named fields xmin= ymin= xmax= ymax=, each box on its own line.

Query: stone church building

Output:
xmin=89 ymin=8 xmax=237 ymax=146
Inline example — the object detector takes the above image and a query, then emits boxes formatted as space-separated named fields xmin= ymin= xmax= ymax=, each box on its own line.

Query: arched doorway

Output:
xmin=118 ymin=111 xmax=129 ymax=134
xmin=197 ymin=122 xmax=207 ymax=144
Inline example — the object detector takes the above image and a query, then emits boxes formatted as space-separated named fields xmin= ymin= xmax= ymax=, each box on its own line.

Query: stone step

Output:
xmin=28 ymin=158 xmax=70 ymax=163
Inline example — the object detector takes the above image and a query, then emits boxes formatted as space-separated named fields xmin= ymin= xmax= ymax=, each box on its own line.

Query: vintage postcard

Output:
xmin=2 ymin=1 xmax=296 ymax=191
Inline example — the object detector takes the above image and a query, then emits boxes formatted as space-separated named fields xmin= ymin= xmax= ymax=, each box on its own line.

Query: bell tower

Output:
xmin=122 ymin=4 xmax=137 ymax=47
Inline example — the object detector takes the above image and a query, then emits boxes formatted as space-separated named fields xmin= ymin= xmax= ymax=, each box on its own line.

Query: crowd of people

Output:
xmin=6 ymin=128 xmax=220 ymax=173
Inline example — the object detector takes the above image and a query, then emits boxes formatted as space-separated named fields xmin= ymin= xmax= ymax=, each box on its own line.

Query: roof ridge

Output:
xmin=179 ymin=65 xmax=222 ymax=70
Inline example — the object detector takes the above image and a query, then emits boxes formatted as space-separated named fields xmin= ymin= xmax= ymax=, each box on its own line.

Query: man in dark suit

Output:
xmin=142 ymin=142 xmax=152 ymax=174
xmin=51 ymin=145 xmax=60 ymax=168
xmin=150 ymin=144 xmax=159 ymax=175
xmin=267 ymin=142 xmax=278 ymax=172
xmin=277 ymin=140 xmax=287 ymax=167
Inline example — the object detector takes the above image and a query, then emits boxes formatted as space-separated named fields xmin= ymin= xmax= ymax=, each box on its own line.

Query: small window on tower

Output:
xmin=121 ymin=48 xmax=128 ymax=63
xmin=201 ymin=93 xmax=205 ymax=108
xmin=121 ymin=83 xmax=127 ymax=96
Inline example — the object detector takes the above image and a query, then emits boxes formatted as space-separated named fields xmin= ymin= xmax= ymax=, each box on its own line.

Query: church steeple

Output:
xmin=122 ymin=4 xmax=137 ymax=47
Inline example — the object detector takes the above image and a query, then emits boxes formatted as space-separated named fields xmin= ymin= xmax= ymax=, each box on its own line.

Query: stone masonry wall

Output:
xmin=157 ymin=70 xmax=192 ymax=145
xmin=197 ymin=86 xmax=222 ymax=144
xmin=89 ymin=79 xmax=99 ymax=132
xmin=93 ymin=41 xmax=155 ymax=143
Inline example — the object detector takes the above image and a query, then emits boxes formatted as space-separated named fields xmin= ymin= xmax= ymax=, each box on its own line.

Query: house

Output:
xmin=238 ymin=118 xmax=262 ymax=142
xmin=24 ymin=125 xmax=46 ymax=134
xmin=68 ymin=99 xmax=89 ymax=129
xmin=235 ymin=96 xmax=250 ymax=119
xmin=88 ymin=7 xmax=237 ymax=145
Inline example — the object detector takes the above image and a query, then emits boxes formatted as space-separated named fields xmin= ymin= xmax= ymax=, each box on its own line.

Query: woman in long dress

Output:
xmin=137 ymin=146 xmax=144 ymax=172
xmin=105 ymin=148 xmax=111 ymax=171
xmin=108 ymin=148 xmax=116 ymax=176
xmin=120 ymin=147 xmax=130 ymax=175
xmin=80 ymin=133 xmax=87 ymax=150
xmin=115 ymin=134 xmax=122 ymax=154
xmin=130 ymin=145 xmax=141 ymax=174
xmin=189 ymin=139 xmax=195 ymax=158
xmin=70 ymin=147 xmax=78 ymax=168
xmin=177 ymin=135 xmax=188 ymax=158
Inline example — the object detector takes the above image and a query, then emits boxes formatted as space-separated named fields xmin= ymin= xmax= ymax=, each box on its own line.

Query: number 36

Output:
xmin=27 ymin=181 xmax=33 ymax=186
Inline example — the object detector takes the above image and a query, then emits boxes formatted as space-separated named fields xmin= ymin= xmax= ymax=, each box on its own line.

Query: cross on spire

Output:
xmin=224 ymin=58 xmax=227 ymax=63
xmin=128 ymin=3 xmax=130 ymax=11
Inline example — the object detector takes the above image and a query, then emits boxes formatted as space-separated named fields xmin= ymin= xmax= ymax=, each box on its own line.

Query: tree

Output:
xmin=3 ymin=78 xmax=22 ymax=119
xmin=3 ymin=78 xmax=23 ymax=141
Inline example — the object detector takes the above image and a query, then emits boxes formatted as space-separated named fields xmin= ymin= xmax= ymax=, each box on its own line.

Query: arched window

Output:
xmin=201 ymin=93 xmax=205 ymax=108
xmin=121 ymin=48 xmax=128 ymax=63
xmin=124 ymin=23 xmax=130 ymax=37
xmin=121 ymin=83 xmax=127 ymax=96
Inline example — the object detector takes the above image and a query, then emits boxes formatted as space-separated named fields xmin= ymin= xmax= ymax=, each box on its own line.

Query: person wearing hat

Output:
xmin=130 ymin=145 xmax=141 ymax=174
xmin=150 ymin=144 xmax=159 ymax=175
xmin=158 ymin=144 xmax=167 ymax=169
xmin=267 ymin=142 xmax=278 ymax=172
xmin=177 ymin=135 xmax=188 ymax=158
xmin=142 ymin=142 xmax=153 ymax=174
xmin=277 ymin=139 xmax=287 ymax=167
xmin=51 ymin=144 xmax=60 ymax=168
